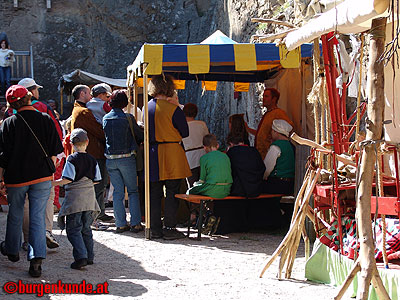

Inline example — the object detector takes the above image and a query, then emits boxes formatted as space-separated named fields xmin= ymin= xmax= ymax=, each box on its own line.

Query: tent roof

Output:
xmin=59 ymin=69 xmax=126 ymax=94
xmin=127 ymin=33 xmax=314 ymax=84
xmin=284 ymin=0 xmax=389 ymax=50
xmin=200 ymin=30 xmax=238 ymax=44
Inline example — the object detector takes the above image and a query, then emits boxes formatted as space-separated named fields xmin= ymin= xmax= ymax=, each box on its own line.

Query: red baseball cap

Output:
xmin=6 ymin=85 xmax=29 ymax=103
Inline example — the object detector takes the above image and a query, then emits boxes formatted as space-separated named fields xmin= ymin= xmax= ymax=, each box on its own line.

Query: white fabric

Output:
xmin=263 ymin=145 xmax=281 ymax=179
xmin=272 ymin=119 xmax=292 ymax=137
xmin=0 ymin=49 xmax=15 ymax=67
xmin=182 ymin=120 xmax=209 ymax=169
xmin=284 ymin=0 xmax=389 ymax=51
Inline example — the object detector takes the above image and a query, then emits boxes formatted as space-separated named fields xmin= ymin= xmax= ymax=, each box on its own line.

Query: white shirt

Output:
xmin=182 ymin=120 xmax=209 ymax=169
xmin=263 ymin=145 xmax=281 ymax=179
xmin=0 ymin=49 xmax=15 ymax=67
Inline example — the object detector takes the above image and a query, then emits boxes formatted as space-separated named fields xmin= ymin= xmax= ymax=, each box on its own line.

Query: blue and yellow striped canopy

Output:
xmin=128 ymin=42 xmax=313 ymax=84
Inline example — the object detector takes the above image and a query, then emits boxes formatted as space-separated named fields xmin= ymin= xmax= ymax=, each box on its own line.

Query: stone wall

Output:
xmin=1 ymin=0 xmax=285 ymax=144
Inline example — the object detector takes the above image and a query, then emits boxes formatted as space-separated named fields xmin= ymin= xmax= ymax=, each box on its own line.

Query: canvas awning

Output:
xmin=284 ymin=0 xmax=390 ymax=51
xmin=127 ymin=30 xmax=314 ymax=85
xmin=58 ymin=69 xmax=127 ymax=95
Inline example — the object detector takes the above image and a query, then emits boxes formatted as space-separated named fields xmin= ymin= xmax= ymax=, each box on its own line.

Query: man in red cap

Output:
xmin=0 ymin=85 xmax=63 ymax=277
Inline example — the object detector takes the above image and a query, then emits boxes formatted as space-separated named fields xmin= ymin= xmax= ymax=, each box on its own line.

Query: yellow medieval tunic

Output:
xmin=148 ymin=98 xmax=191 ymax=181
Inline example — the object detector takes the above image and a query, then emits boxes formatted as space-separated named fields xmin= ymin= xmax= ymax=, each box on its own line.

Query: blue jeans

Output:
xmin=5 ymin=181 xmax=51 ymax=260
xmin=106 ymin=156 xmax=141 ymax=227
xmin=66 ymin=211 xmax=94 ymax=261
xmin=0 ymin=66 xmax=11 ymax=95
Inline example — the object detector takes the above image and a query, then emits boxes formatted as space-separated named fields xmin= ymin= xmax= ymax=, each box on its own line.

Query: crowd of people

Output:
xmin=0 ymin=73 xmax=295 ymax=278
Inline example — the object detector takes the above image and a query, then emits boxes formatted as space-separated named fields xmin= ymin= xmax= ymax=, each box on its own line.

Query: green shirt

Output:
xmin=200 ymin=150 xmax=233 ymax=184
xmin=270 ymin=140 xmax=295 ymax=178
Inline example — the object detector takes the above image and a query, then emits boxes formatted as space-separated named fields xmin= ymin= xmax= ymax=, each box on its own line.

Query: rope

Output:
xmin=356 ymin=34 xmax=365 ymax=137
xmin=377 ymin=152 xmax=389 ymax=269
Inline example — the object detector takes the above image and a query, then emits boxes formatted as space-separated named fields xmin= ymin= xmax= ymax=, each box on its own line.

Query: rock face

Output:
xmin=0 ymin=0 xmax=283 ymax=144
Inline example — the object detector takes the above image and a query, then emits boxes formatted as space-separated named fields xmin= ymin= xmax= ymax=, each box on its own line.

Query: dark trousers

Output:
xmin=150 ymin=179 xmax=182 ymax=234
xmin=95 ymin=159 xmax=109 ymax=216
xmin=66 ymin=211 xmax=94 ymax=261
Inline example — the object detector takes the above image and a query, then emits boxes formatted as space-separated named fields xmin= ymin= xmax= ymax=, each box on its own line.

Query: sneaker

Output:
xmin=46 ymin=231 xmax=59 ymax=249
xmin=105 ymin=201 xmax=113 ymax=208
xmin=115 ymin=225 xmax=130 ymax=233
xmin=130 ymin=224 xmax=144 ymax=233
xmin=91 ymin=220 xmax=109 ymax=231
xmin=97 ymin=214 xmax=115 ymax=223
xmin=87 ymin=259 xmax=94 ymax=265
xmin=162 ymin=228 xmax=186 ymax=240
xmin=71 ymin=258 xmax=88 ymax=270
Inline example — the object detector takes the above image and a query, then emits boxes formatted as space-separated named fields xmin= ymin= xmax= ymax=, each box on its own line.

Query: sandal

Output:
xmin=202 ymin=215 xmax=217 ymax=235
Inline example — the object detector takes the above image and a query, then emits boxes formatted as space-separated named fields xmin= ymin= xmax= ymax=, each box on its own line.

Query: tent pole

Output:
xmin=60 ymin=86 xmax=63 ymax=116
xmin=143 ymin=67 xmax=151 ymax=240
xmin=134 ymin=82 xmax=138 ymax=120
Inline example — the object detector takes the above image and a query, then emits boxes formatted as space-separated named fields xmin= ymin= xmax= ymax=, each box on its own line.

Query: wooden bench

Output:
xmin=175 ymin=193 xmax=284 ymax=240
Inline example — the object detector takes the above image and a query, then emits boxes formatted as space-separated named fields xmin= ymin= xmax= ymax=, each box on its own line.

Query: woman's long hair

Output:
xmin=227 ymin=114 xmax=249 ymax=146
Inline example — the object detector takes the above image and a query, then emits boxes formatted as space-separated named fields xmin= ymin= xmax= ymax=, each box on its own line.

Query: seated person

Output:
xmin=213 ymin=115 xmax=266 ymax=234
xmin=263 ymin=119 xmax=295 ymax=195
xmin=226 ymin=114 xmax=265 ymax=197
xmin=182 ymin=103 xmax=209 ymax=188
xmin=188 ymin=134 xmax=232 ymax=199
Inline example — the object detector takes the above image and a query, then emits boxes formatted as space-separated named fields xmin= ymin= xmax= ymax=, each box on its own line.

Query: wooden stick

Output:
xmin=291 ymin=133 xmax=356 ymax=166
xmin=334 ymin=261 xmax=361 ymax=300
xmin=251 ymin=18 xmax=296 ymax=28
xmin=260 ymin=169 xmax=320 ymax=277
xmin=252 ymin=29 xmax=295 ymax=42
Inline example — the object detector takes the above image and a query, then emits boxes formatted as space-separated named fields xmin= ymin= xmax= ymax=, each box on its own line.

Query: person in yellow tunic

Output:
xmin=147 ymin=75 xmax=191 ymax=240
xmin=246 ymin=88 xmax=294 ymax=160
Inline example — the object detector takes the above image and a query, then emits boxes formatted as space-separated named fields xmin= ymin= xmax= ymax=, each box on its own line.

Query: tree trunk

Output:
xmin=355 ymin=17 xmax=389 ymax=300
xmin=335 ymin=17 xmax=391 ymax=300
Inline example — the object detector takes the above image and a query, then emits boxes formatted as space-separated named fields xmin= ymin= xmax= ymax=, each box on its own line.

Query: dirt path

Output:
xmin=0 ymin=207 xmax=353 ymax=299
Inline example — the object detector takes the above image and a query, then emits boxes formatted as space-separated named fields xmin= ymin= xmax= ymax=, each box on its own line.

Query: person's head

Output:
xmin=47 ymin=99 xmax=58 ymax=111
xmin=203 ymin=134 xmax=219 ymax=153
xmin=72 ymin=84 xmax=91 ymax=103
xmin=18 ymin=78 xmax=43 ymax=100
xmin=0 ymin=40 xmax=8 ymax=49
xmin=227 ymin=114 xmax=249 ymax=146
xmin=5 ymin=85 xmax=32 ymax=110
xmin=109 ymin=89 xmax=128 ymax=109
xmin=91 ymin=83 xmax=112 ymax=101
xmin=271 ymin=119 xmax=292 ymax=140
xmin=183 ymin=103 xmax=198 ymax=118
xmin=262 ymin=88 xmax=280 ymax=110
xmin=65 ymin=118 xmax=72 ymax=134
xmin=148 ymin=74 xmax=176 ymax=98
xmin=70 ymin=128 xmax=89 ymax=152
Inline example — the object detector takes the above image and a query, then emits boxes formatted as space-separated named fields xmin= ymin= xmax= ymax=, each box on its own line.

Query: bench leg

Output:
xmin=197 ymin=200 xmax=204 ymax=241
xmin=187 ymin=202 xmax=191 ymax=237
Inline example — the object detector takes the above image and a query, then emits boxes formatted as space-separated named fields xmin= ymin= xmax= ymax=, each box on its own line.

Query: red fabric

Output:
xmin=63 ymin=134 xmax=72 ymax=157
xmin=103 ymin=102 xmax=111 ymax=113
xmin=6 ymin=85 xmax=28 ymax=103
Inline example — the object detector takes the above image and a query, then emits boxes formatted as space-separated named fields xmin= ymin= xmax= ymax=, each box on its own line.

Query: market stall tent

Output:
xmin=126 ymin=30 xmax=315 ymax=239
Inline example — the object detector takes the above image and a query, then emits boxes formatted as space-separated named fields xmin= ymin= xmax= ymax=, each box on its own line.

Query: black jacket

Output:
xmin=0 ymin=107 xmax=64 ymax=185
xmin=226 ymin=145 xmax=266 ymax=198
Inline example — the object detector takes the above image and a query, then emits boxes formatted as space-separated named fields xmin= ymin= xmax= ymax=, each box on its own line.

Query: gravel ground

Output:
xmin=0 ymin=207 xmax=354 ymax=300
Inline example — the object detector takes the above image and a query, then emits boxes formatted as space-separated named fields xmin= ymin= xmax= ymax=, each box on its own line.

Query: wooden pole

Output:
xmin=143 ymin=67 xmax=151 ymax=240
xmin=335 ymin=17 xmax=390 ymax=300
